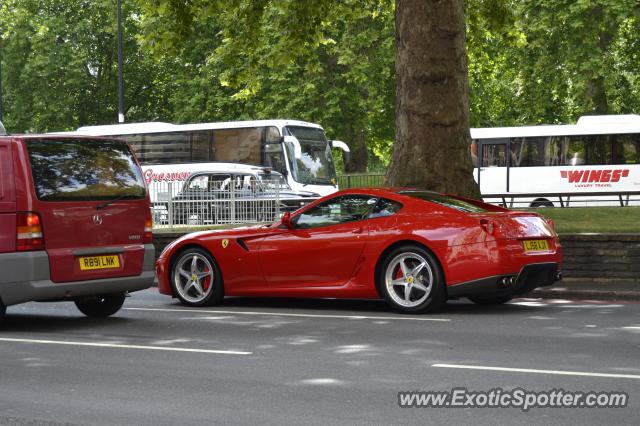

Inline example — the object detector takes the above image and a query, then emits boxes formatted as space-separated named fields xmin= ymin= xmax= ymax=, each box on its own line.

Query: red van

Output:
xmin=0 ymin=122 xmax=155 ymax=320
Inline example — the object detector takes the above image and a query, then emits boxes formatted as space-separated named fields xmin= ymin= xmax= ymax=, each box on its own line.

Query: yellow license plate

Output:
xmin=523 ymin=240 xmax=550 ymax=253
xmin=79 ymin=255 xmax=120 ymax=271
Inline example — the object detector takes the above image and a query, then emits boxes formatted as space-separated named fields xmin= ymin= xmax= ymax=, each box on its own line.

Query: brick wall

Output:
xmin=559 ymin=234 xmax=640 ymax=282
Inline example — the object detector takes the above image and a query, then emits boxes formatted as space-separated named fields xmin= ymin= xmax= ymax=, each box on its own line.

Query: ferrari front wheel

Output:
xmin=171 ymin=248 xmax=224 ymax=307
xmin=377 ymin=245 xmax=446 ymax=314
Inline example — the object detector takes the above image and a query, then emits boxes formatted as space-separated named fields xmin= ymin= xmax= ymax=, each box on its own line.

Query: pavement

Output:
xmin=1 ymin=289 xmax=639 ymax=425
xmin=530 ymin=278 xmax=640 ymax=301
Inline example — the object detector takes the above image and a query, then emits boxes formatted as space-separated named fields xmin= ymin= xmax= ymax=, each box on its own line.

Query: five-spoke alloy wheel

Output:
xmin=377 ymin=245 xmax=445 ymax=314
xmin=171 ymin=248 xmax=223 ymax=306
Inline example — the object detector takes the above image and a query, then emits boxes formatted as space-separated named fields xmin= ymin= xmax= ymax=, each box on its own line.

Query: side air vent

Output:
xmin=236 ymin=239 xmax=249 ymax=252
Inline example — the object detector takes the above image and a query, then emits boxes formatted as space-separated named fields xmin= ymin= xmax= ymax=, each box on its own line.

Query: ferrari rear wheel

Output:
xmin=468 ymin=294 xmax=513 ymax=305
xmin=171 ymin=248 xmax=223 ymax=307
xmin=378 ymin=245 xmax=446 ymax=314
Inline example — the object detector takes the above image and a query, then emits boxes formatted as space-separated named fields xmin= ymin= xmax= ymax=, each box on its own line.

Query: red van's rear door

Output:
xmin=24 ymin=137 xmax=150 ymax=283
xmin=0 ymin=139 xmax=16 ymax=253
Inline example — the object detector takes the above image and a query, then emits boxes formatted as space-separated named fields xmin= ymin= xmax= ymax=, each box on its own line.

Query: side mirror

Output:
xmin=330 ymin=139 xmax=350 ymax=165
xmin=330 ymin=140 xmax=350 ymax=153
xmin=281 ymin=211 xmax=294 ymax=229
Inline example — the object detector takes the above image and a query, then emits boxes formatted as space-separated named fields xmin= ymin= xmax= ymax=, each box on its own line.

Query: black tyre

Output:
xmin=530 ymin=199 xmax=554 ymax=208
xmin=0 ymin=300 xmax=6 ymax=322
xmin=170 ymin=247 xmax=224 ymax=307
xmin=377 ymin=244 xmax=446 ymax=314
xmin=468 ymin=294 xmax=513 ymax=305
xmin=75 ymin=293 xmax=126 ymax=317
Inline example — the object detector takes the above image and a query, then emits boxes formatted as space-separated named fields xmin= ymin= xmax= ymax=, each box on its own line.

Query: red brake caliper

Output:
xmin=201 ymin=266 xmax=211 ymax=291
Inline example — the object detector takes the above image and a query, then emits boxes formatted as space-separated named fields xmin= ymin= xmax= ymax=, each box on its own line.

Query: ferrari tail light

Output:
xmin=479 ymin=218 xmax=495 ymax=235
xmin=16 ymin=212 xmax=45 ymax=251
xmin=546 ymin=218 xmax=555 ymax=230
xmin=143 ymin=209 xmax=153 ymax=243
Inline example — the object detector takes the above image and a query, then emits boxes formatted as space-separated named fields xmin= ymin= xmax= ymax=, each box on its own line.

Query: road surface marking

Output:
xmin=125 ymin=307 xmax=450 ymax=322
xmin=623 ymin=326 xmax=640 ymax=330
xmin=432 ymin=363 xmax=640 ymax=379
xmin=0 ymin=337 xmax=252 ymax=355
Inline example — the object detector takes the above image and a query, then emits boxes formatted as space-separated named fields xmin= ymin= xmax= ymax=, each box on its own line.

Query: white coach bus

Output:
xmin=72 ymin=119 xmax=350 ymax=198
xmin=470 ymin=114 xmax=640 ymax=207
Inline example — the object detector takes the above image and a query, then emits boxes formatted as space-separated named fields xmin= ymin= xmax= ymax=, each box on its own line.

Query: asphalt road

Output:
xmin=1 ymin=290 xmax=639 ymax=426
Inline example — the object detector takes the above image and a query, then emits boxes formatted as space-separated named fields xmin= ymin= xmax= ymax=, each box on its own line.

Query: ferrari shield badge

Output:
xmin=222 ymin=239 xmax=229 ymax=249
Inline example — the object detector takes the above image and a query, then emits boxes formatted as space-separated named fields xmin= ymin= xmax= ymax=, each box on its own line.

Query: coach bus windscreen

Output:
xmin=284 ymin=126 xmax=337 ymax=185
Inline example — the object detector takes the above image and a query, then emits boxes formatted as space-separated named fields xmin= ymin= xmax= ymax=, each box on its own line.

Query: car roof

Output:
xmin=188 ymin=168 xmax=282 ymax=177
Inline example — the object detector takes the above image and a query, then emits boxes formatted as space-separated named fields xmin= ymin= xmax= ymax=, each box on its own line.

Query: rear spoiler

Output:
xmin=444 ymin=193 xmax=510 ymax=212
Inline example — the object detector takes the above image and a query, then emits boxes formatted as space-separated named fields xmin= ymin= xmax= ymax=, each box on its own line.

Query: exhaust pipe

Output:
xmin=500 ymin=276 xmax=517 ymax=287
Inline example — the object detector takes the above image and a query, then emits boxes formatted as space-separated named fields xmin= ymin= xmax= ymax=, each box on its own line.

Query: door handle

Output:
xmin=352 ymin=227 xmax=364 ymax=234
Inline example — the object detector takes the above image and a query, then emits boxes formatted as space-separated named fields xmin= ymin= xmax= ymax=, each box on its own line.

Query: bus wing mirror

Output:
xmin=330 ymin=140 xmax=350 ymax=153
xmin=331 ymin=140 xmax=350 ymax=164
xmin=283 ymin=135 xmax=302 ymax=160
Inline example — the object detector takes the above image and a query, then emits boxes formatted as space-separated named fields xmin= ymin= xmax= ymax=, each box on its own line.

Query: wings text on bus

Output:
xmin=560 ymin=169 xmax=630 ymax=184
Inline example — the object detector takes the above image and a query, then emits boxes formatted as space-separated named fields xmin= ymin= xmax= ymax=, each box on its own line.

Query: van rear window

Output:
xmin=26 ymin=139 xmax=146 ymax=201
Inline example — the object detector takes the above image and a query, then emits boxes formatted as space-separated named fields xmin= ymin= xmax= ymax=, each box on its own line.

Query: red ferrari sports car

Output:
xmin=156 ymin=188 xmax=562 ymax=313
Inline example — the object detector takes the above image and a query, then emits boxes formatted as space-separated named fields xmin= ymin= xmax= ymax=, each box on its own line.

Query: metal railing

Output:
xmin=338 ymin=173 xmax=385 ymax=189
xmin=149 ymin=179 xmax=315 ymax=229
xmin=483 ymin=191 xmax=640 ymax=208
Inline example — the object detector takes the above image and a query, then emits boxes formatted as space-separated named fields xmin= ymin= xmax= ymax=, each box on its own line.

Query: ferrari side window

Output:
xmin=295 ymin=195 xmax=377 ymax=229
xmin=368 ymin=198 xmax=403 ymax=218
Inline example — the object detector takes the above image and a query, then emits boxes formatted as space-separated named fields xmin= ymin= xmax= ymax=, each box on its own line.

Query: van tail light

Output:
xmin=16 ymin=212 xmax=45 ymax=251
xmin=143 ymin=209 xmax=153 ymax=243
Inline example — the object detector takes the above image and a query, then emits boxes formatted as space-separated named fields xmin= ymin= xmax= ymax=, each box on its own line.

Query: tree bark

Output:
xmin=386 ymin=0 xmax=480 ymax=199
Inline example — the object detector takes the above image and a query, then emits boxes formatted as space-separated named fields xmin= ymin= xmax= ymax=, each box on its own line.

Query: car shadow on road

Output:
xmin=197 ymin=296 xmax=546 ymax=316
xmin=0 ymin=313 xmax=133 ymax=333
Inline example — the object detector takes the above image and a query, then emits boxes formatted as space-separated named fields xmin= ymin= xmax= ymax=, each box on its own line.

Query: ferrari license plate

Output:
xmin=79 ymin=255 xmax=120 ymax=271
xmin=523 ymin=239 xmax=550 ymax=253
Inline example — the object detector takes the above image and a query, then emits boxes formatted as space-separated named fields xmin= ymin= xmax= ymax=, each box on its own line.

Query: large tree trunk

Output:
xmin=386 ymin=0 xmax=480 ymax=199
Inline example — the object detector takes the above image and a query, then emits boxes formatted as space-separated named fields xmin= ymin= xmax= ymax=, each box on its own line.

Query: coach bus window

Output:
xmin=482 ymin=144 xmax=506 ymax=167
xmin=121 ymin=131 xmax=211 ymax=165
xmin=284 ymin=126 xmax=337 ymax=185
xmin=562 ymin=137 xmax=585 ymax=166
xmin=510 ymin=137 xmax=562 ymax=167
xmin=212 ymin=127 xmax=263 ymax=165
xmin=614 ymin=134 xmax=640 ymax=164
xmin=264 ymin=126 xmax=286 ymax=175
xmin=583 ymin=135 xmax=612 ymax=165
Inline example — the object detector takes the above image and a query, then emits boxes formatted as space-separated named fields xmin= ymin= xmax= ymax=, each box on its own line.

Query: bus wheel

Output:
xmin=530 ymin=199 xmax=554 ymax=208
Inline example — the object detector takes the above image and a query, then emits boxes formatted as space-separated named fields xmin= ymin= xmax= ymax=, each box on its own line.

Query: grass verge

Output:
xmin=524 ymin=207 xmax=640 ymax=234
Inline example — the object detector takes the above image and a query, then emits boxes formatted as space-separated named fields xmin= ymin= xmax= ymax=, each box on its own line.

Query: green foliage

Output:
xmin=2 ymin=0 xmax=640 ymax=171
xmin=0 ymin=0 xmax=173 ymax=132
xmin=467 ymin=0 xmax=640 ymax=125
xmin=137 ymin=0 xmax=395 ymax=173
